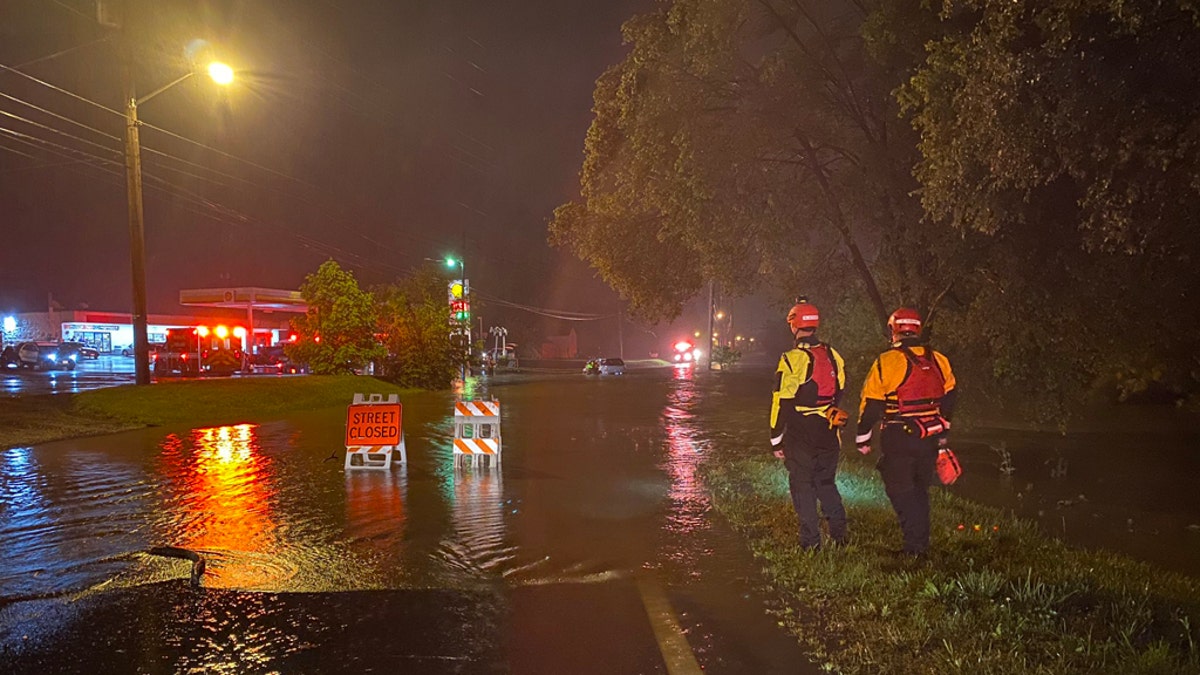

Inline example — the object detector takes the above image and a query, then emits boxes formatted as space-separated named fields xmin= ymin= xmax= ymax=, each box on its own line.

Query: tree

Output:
xmin=550 ymin=0 xmax=932 ymax=327
xmin=898 ymin=0 xmax=1200 ymax=411
xmin=287 ymin=260 xmax=384 ymax=375
xmin=374 ymin=267 xmax=461 ymax=389
xmin=711 ymin=344 xmax=743 ymax=369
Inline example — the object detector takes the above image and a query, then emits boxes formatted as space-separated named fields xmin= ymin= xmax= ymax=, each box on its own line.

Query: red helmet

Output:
xmin=787 ymin=302 xmax=820 ymax=332
xmin=888 ymin=307 xmax=923 ymax=340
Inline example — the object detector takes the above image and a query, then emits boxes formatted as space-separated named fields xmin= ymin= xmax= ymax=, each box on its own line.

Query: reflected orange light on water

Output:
xmin=158 ymin=423 xmax=280 ymax=588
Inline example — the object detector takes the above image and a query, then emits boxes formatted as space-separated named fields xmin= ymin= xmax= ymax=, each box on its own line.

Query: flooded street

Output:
xmin=1 ymin=368 xmax=812 ymax=673
xmin=3 ymin=366 xmax=1197 ymax=672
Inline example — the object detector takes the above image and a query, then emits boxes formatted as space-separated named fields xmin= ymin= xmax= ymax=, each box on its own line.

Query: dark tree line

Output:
xmin=550 ymin=0 xmax=1200 ymax=418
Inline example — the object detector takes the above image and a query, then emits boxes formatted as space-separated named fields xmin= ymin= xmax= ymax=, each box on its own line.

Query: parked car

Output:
xmin=583 ymin=357 xmax=625 ymax=376
xmin=1 ymin=345 xmax=18 ymax=369
xmin=59 ymin=341 xmax=99 ymax=360
xmin=119 ymin=343 xmax=166 ymax=357
xmin=16 ymin=341 xmax=76 ymax=370
xmin=250 ymin=345 xmax=308 ymax=375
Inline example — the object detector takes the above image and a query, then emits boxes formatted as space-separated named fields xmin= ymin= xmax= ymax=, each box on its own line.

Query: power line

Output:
xmin=473 ymin=292 xmax=615 ymax=321
xmin=0 ymin=86 xmax=426 ymax=263
xmin=14 ymin=36 xmax=112 ymax=70
xmin=0 ymin=123 xmax=414 ymax=279
xmin=0 ymin=107 xmax=121 ymax=158
xmin=47 ymin=0 xmax=94 ymax=21
xmin=0 ymin=62 xmax=122 ymax=116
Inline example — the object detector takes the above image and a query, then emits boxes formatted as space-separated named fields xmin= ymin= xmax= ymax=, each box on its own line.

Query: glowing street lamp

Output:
xmin=124 ymin=59 xmax=235 ymax=385
xmin=207 ymin=61 xmax=235 ymax=86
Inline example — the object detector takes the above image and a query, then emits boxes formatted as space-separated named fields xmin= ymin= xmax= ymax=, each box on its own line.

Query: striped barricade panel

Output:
xmin=454 ymin=438 xmax=499 ymax=455
xmin=455 ymin=401 xmax=500 ymax=418
xmin=345 ymin=445 xmax=394 ymax=470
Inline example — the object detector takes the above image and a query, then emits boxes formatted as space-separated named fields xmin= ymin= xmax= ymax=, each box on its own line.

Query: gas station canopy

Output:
xmin=179 ymin=287 xmax=308 ymax=313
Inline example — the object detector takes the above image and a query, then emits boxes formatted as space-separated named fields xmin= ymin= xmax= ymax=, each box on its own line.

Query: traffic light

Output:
xmin=447 ymin=279 xmax=469 ymax=323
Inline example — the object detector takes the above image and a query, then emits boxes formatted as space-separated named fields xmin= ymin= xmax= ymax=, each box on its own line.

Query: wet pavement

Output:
xmin=0 ymin=367 xmax=817 ymax=673
xmin=1 ymin=355 xmax=303 ymax=396
xmin=2 ymin=356 xmax=136 ymax=396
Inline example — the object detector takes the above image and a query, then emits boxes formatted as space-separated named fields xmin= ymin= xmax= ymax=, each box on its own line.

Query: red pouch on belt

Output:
xmin=936 ymin=448 xmax=962 ymax=485
xmin=907 ymin=414 xmax=948 ymax=439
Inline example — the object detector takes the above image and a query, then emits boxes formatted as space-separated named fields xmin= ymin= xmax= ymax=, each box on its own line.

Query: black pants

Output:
xmin=782 ymin=413 xmax=847 ymax=549
xmin=878 ymin=424 xmax=939 ymax=554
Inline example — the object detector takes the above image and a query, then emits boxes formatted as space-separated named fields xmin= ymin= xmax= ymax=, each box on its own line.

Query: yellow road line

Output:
xmin=636 ymin=575 xmax=703 ymax=675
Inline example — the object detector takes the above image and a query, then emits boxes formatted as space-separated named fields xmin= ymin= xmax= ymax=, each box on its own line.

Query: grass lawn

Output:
xmin=1 ymin=376 xmax=414 ymax=449
xmin=697 ymin=401 xmax=1200 ymax=674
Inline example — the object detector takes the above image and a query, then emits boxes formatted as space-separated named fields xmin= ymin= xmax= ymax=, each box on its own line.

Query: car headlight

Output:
xmin=69 ymin=353 xmax=77 ymax=361
xmin=46 ymin=352 xmax=57 ymax=361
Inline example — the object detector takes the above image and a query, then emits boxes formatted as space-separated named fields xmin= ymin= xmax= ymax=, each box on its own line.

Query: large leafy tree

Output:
xmin=287 ymin=260 xmax=385 ymax=375
xmin=553 ymin=0 xmax=1200 ymax=417
xmin=550 ymin=0 xmax=946 ymax=327
xmin=374 ymin=268 xmax=460 ymax=389
xmin=900 ymin=0 xmax=1200 ymax=405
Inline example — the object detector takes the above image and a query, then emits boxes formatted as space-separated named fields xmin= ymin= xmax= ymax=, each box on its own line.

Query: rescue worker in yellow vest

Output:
xmin=855 ymin=308 xmax=958 ymax=558
xmin=770 ymin=301 xmax=849 ymax=551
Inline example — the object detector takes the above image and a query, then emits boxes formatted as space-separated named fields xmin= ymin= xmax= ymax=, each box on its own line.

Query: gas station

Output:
xmin=2 ymin=287 xmax=307 ymax=355
xmin=178 ymin=287 xmax=308 ymax=353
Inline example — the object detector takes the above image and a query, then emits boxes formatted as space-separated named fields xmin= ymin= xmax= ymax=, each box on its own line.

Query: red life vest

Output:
xmin=893 ymin=346 xmax=946 ymax=417
xmin=802 ymin=343 xmax=839 ymax=407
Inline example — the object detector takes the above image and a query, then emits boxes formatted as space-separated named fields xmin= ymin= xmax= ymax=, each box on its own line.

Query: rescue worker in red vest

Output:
xmin=855 ymin=307 xmax=957 ymax=558
xmin=770 ymin=300 xmax=849 ymax=551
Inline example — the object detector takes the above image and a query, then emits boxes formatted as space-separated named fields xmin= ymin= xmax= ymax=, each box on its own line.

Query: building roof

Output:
xmin=179 ymin=287 xmax=307 ymax=313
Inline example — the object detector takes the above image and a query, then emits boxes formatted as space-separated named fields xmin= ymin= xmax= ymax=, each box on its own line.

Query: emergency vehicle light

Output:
xmin=215 ymin=325 xmax=229 ymax=339
xmin=196 ymin=326 xmax=210 ymax=337
xmin=233 ymin=326 xmax=247 ymax=339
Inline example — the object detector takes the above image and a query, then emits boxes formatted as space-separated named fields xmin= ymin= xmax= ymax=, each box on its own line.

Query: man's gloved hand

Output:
xmin=856 ymin=442 xmax=871 ymax=456
xmin=824 ymin=406 xmax=849 ymax=428
xmin=773 ymin=449 xmax=785 ymax=460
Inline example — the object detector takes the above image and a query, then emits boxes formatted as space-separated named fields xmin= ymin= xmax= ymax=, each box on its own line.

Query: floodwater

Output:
xmin=0 ymin=367 xmax=815 ymax=673
xmin=4 ymin=366 xmax=1196 ymax=672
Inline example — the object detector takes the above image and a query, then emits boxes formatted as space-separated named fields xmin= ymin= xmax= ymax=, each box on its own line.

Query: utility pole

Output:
xmin=617 ymin=307 xmax=624 ymax=359
xmin=707 ymin=280 xmax=715 ymax=370
xmin=121 ymin=30 xmax=151 ymax=386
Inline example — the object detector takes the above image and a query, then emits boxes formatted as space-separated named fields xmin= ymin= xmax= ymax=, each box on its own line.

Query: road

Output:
xmin=2 ymin=354 xmax=297 ymax=396
xmin=0 ymin=367 xmax=823 ymax=673
xmin=2 ymin=354 xmax=135 ymax=396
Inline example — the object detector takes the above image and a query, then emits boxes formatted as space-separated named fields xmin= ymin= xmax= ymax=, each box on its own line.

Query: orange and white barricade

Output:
xmin=453 ymin=399 xmax=501 ymax=467
xmin=345 ymin=393 xmax=406 ymax=470
xmin=344 ymin=435 xmax=407 ymax=470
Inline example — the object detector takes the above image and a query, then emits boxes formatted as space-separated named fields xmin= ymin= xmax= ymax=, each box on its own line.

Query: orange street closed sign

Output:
xmin=345 ymin=403 xmax=402 ymax=447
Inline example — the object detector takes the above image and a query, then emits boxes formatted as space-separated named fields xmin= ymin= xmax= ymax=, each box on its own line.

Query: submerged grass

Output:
xmin=698 ymin=406 xmax=1200 ymax=675
xmin=1 ymin=376 xmax=415 ymax=449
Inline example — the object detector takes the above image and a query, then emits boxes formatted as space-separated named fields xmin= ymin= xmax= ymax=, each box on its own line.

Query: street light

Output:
xmin=123 ymin=59 xmax=233 ymax=385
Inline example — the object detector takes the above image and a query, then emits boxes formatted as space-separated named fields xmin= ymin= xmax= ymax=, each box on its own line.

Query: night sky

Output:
xmin=0 ymin=0 xmax=720 ymax=356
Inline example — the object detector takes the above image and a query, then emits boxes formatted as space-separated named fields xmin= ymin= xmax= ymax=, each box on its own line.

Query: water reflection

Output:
xmin=1 ymin=445 xmax=150 ymax=600
xmin=344 ymin=469 xmax=407 ymax=562
xmin=658 ymin=366 xmax=714 ymax=568
xmin=156 ymin=424 xmax=282 ymax=589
